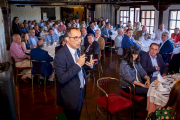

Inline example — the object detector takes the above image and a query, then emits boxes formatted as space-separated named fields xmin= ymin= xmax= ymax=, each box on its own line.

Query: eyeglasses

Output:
xmin=162 ymin=35 xmax=167 ymax=37
xmin=69 ymin=36 xmax=82 ymax=41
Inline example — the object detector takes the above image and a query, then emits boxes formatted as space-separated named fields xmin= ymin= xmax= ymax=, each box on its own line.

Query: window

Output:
xmin=41 ymin=7 xmax=56 ymax=20
xmin=141 ymin=10 xmax=155 ymax=34
xmin=169 ymin=10 xmax=180 ymax=35
xmin=130 ymin=7 xmax=140 ymax=26
xmin=120 ymin=10 xmax=129 ymax=27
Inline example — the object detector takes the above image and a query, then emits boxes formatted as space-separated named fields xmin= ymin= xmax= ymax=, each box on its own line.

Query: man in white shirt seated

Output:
xmin=154 ymin=24 xmax=169 ymax=41
xmin=94 ymin=21 xmax=99 ymax=30
xmin=115 ymin=28 xmax=124 ymax=56
xmin=52 ymin=24 xmax=60 ymax=37
xmin=44 ymin=28 xmax=59 ymax=45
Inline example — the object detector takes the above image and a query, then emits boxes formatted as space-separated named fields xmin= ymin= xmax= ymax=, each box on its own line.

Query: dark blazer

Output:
xmin=83 ymin=35 xmax=88 ymax=47
xmin=30 ymin=47 xmax=53 ymax=77
xmin=159 ymin=39 xmax=174 ymax=63
xmin=101 ymin=27 xmax=112 ymax=42
xmin=140 ymin=52 xmax=168 ymax=78
xmin=55 ymin=45 xmax=63 ymax=54
xmin=84 ymin=41 xmax=100 ymax=56
xmin=87 ymin=28 xmax=95 ymax=35
xmin=53 ymin=45 xmax=87 ymax=110
xmin=168 ymin=53 xmax=180 ymax=73
xmin=12 ymin=23 xmax=22 ymax=36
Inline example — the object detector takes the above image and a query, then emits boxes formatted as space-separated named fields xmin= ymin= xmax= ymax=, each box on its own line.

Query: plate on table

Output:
xmin=155 ymin=86 xmax=170 ymax=92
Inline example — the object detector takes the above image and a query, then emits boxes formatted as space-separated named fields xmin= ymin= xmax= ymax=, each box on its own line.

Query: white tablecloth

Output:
xmin=44 ymin=46 xmax=55 ymax=58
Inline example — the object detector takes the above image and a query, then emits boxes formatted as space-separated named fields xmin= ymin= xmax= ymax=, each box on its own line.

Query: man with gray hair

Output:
xmin=134 ymin=26 xmax=150 ymax=40
xmin=84 ymin=33 xmax=100 ymax=56
xmin=115 ymin=28 xmax=124 ymax=56
xmin=133 ymin=22 xmax=142 ymax=36
xmin=95 ymin=29 xmax=105 ymax=59
xmin=30 ymin=40 xmax=54 ymax=83
xmin=154 ymin=24 xmax=169 ymax=41
xmin=159 ymin=31 xmax=174 ymax=63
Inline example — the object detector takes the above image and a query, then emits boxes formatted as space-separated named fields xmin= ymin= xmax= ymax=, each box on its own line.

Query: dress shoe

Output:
xmin=21 ymin=77 xmax=29 ymax=83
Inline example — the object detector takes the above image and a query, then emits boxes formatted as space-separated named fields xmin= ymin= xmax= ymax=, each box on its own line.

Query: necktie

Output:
xmin=74 ymin=50 xmax=84 ymax=88
xmin=51 ymin=35 xmax=53 ymax=45
xmin=85 ymin=44 xmax=92 ymax=53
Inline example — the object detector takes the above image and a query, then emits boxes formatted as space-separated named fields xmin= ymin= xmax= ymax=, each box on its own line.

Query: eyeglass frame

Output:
xmin=68 ymin=36 xmax=83 ymax=41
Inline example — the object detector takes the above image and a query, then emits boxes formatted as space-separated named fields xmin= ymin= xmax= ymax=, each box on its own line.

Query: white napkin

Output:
xmin=157 ymin=83 xmax=166 ymax=91
xmin=157 ymin=74 xmax=165 ymax=82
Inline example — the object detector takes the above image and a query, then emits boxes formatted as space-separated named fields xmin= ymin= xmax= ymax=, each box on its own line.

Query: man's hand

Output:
xmin=145 ymin=79 xmax=150 ymax=88
xmin=104 ymin=35 xmax=108 ymax=37
xmin=77 ymin=54 xmax=85 ymax=67
xmin=162 ymin=74 xmax=166 ymax=77
xmin=85 ymin=55 xmax=97 ymax=67
xmin=155 ymin=66 xmax=160 ymax=71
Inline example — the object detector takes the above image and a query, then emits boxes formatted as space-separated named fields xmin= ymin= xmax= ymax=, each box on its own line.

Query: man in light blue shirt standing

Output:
xmin=44 ymin=28 xmax=59 ymax=45
xmin=29 ymin=29 xmax=38 ymax=48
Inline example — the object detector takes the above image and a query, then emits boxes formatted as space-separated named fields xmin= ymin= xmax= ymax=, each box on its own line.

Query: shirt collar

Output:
xmin=149 ymin=52 xmax=157 ymax=59
xmin=162 ymin=39 xmax=169 ymax=44
xmin=66 ymin=44 xmax=76 ymax=55
xmin=95 ymin=37 xmax=100 ymax=41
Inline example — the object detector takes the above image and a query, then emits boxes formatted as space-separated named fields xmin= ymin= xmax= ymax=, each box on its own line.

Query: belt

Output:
xmin=80 ymin=87 xmax=84 ymax=90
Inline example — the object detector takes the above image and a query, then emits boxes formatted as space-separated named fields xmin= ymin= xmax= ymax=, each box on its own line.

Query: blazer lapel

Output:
xmin=64 ymin=45 xmax=75 ymax=66
xmin=147 ymin=52 xmax=153 ymax=67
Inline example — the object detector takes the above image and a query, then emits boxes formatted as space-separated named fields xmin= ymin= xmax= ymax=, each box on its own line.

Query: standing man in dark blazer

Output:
xmin=140 ymin=43 xmax=168 ymax=83
xmin=53 ymin=28 xmax=96 ymax=120
xmin=101 ymin=23 xmax=112 ymax=42
xmin=30 ymin=40 xmax=54 ymax=81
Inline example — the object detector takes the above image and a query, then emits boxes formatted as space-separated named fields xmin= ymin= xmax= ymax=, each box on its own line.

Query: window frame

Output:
xmin=140 ymin=10 xmax=155 ymax=34
xmin=168 ymin=9 xmax=180 ymax=34
xmin=119 ymin=10 xmax=129 ymax=27
xmin=129 ymin=7 xmax=141 ymax=26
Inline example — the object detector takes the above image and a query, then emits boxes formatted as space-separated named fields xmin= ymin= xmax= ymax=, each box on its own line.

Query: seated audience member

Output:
xmin=154 ymin=24 xmax=169 ymax=41
xmin=55 ymin=35 xmax=66 ymax=54
xmin=49 ymin=19 xmax=54 ymax=27
xmin=120 ymin=45 xmax=150 ymax=96
xmin=94 ymin=29 xmax=105 ymax=59
xmin=30 ymin=40 xmax=54 ymax=82
xmin=44 ymin=28 xmax=59 ymax=45
xmin=87 ymin=22 xmax=93 ymax=31
xmin=67 ymin=22 xmax=71 ymax=28
xmin=10 ymin=34 xmax=31 ymax=83
xmin=123 ymin=27 xmax=128 ymax=35
xmin=116 ymin=21 xmax=124 ymax=30
xmin=126 ymin=21 xmax=132 ymax=27
xmin=29 ymin=29 xmax=38 ymax=48
xmin=87 ymin=23 xmax=95 ymax=35
xmin=146 ymin=80 xmax=180 ymax=120
xmin=98 ymin=17 xmax=103 ymax=28
xmin=57 ymin=21 xmax=66 ymax=33
xmin=72 ymin=23 xmax=77 ymax=28
xmin=23 ymin=20 xmax=27 ymax=25
xmin=21 ymin=32 xmax=30 ymax=53
xmin=101 ymin=23 xmax=112 ymax=42
xmin=100 ymin=20 xmax=106 ymax=30
xmin=115 ymin=28 xmax=124 ymax=56
xmin=12 ymin=17 xmax=22 ymax=36
xmin=84 ymin=33 xmax=100 ymax=57
xmin=76 ymin=19 xmax=80 ymax=29
xmin=38 ymin=19 xmax=46 ymax=28
xmin=80 ymin=21 xmax=86 ymax=29
xmin=28 ymin=21 xmax=31 ymax=30
xmin=81 ymin=28 xmax=88 ymax=46
xmin=168 ymin=53 xmax=180 ymax=73
xmin=128 ymin=24 xmax=132 ymax=29
xmin=97 ymin=18 xmax=100 ymax=24
xmin=87 ymin=17 xmax=91 ymax=26
xmin=132 ymin=22 xmax=137 ymax=33
xmin=72 ymin=19 xmax=76 ymax=24
xmin=20 ymin=23 xmax=26 ymax=33
xmin=133 ymin=22 xmax=142 ymax=36
xmin=52 ymin=24 xmax=60 ymax=36
xmin=171 ymin=28 xmax=180 ymax=43
xmin=134 ymin=26 xmax=150 ymax=40
xmin=159 ymin=31 xmax=174 ymax=63
xmin=105 ymin=19 xmax=108 ymax=24
xmin=94 ymin=21 xmax=99 ymax=30
xmin=140 ymin=43 xmax=168 ymax=83
xmin=34 ymin=26 xmax=41 ymax=40
xmin=31 ymin=21 xmax=35 ymax=29
xmin=24 ymin=23 xmax=30 ymax=33
xmin=46 ymin=21 xmax=51 ymax=30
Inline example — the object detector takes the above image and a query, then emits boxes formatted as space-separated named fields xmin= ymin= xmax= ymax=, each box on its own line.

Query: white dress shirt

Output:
xmin=66 ymin=44 xmax=85 ymax=88
xmin=149 ymin=53 xmax=160 ymax=77
xmin=154 ymin=29 xmax=169 ymax=41
xmin=95 ymin=37 xmax=100 ymax=41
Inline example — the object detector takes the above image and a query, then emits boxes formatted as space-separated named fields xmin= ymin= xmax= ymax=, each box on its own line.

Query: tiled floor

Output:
xmin=15 ymin=50 xmax=148 ymax=120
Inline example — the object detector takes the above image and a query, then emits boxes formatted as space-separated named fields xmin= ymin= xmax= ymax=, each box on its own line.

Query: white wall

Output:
xmin=163 ymin=5 xmax=180 ymax=30
xmin=95 ymin=4 xmax=101 ymax=19
xmin=0 ymin=7 xmax=8 ymax=63
xmin=11 ymin=5 xmax=61 ymax=23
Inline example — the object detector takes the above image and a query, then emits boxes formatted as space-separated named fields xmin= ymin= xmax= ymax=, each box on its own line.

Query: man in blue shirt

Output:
xmin=44 ymin=28 xmax=59 ymax=45
xmin=29 ymin=29 xmax=38 ymax=48
xmin=116 ymin=21 xmax=124 ymax=30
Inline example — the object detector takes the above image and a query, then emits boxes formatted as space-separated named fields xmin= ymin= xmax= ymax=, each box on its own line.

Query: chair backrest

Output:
xmin=94 ymin=54 xmax=99 ymax=65
xmin=97 ymin=77 xmax=120 ymax=97
xmin=31 ymin=60 xmax=42 ymax=74
xmin=11 ymin=57 xmax=15 ymax=69
xmin=168 ymin=53 xmax=174 ymax=63
xmin=123 ymin=48 xmax=127 ymax=56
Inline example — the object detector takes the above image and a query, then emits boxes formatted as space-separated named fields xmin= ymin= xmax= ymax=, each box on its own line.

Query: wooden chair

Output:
xmin=123 ymin=48 xmax=127 ymax=57
xmin=95 ymin=77 xmax=133 ymax=120
xmin=11 ymin=57 xmax=31 ymax=85
xmin=165 ymin=52 xmax=174 ymax=65
xmin=31 ymin=60 xmax=52 ymax=91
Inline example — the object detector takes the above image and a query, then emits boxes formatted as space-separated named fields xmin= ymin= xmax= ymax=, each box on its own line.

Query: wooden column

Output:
xmin=115 ymin=5 xmax=120 ymax=26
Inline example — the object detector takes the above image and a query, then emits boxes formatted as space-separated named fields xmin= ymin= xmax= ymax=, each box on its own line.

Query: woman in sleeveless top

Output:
xmin=21 ymin=32 xmax=30 ymax=53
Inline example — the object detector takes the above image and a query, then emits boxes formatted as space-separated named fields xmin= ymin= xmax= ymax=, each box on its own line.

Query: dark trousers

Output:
xmin=123 ymin=85 xmax=148 ymax=97
xmin=63 ymin=89 xmax=84 ymax=120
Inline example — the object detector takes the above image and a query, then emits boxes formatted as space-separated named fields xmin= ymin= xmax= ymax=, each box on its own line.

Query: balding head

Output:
xmin=13 ymin=34 xmax=21 ymax=44
xmin=37 ymin=40 xmax=44 ymax=48
xmin=30 ymin=29 xmax=35 ymax=37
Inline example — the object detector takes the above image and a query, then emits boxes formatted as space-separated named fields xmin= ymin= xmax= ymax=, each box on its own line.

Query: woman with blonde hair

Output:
xmin=21 ymin=32 xmax=30 ymax=53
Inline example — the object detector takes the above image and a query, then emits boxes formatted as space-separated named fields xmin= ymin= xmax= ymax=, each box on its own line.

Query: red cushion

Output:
xmin=120 ymin=89 xmax=145 ymax=102
xmin=97 ymin=93 xmax=132 ymax=114
xmin=105 ymin=42 xmax=111 ymax=44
